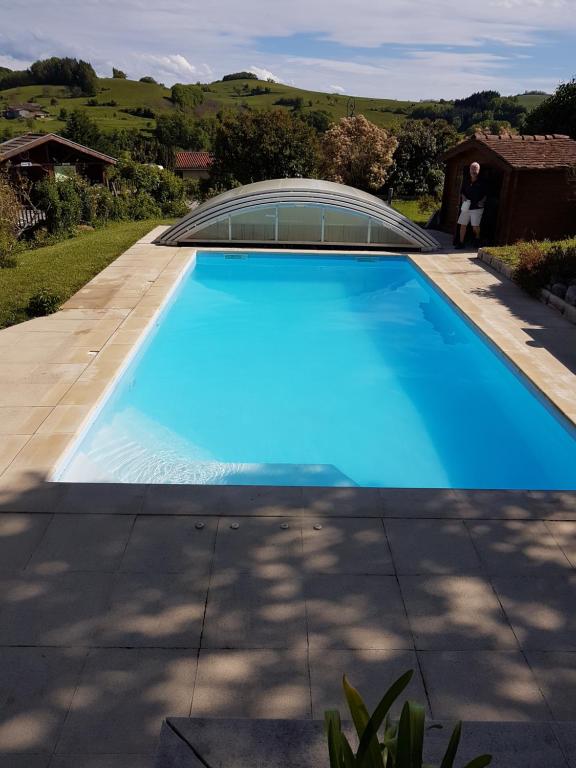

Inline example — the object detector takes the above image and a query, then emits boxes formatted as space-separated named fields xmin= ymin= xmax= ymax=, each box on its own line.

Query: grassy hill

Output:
xmin=0 ymin=76 xmax=550 ymax=140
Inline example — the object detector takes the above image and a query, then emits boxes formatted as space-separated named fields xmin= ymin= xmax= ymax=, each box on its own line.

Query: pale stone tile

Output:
xmin=0 ymin=435 xmax=30 ymax=473
xmin=8 ymin=434 xmax=73 ymax=474
xmin=56 ymin=649 xmax=196 ymax=754
xmin=36 ymin=405 xmax=92 ymax=435
xmin=192 ymin=649 xmax=310 ymax=718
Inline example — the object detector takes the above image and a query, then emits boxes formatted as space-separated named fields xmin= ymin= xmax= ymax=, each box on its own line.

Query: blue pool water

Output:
xmin=57 ymin=252 xmax=576 ymax=489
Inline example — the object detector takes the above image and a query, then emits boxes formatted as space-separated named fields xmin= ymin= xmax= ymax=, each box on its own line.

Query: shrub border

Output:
xmin=478 ymin=248 xmax=576 ymax=326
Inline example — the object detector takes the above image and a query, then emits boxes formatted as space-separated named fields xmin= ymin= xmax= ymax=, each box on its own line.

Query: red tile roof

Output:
xmin=444 ymin=132 xmax=576 ymax=169
xmin=174 ymin=151 xmax=214 ymax=171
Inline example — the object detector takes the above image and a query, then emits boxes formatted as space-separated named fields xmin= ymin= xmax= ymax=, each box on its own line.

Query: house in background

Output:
xmin=174 ymin=151 xmax=213 ymax=181
xmin=0 ymin=132 xmax=116 ymax=184
xmin=440 ymin=132 xmax=576 ymax=245
xmin=3 ymin=103 xmax=50 ymax=120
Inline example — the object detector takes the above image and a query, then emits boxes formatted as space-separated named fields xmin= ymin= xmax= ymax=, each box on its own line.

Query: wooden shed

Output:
xmin=440 ymin=132 xmax=576 ymax=245
xmin=0 ymin=132 xmax=116 ymax=185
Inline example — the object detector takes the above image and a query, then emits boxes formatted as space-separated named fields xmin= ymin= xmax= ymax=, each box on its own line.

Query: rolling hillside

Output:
xmin=0 ymin=75 xmax=550 ymax=140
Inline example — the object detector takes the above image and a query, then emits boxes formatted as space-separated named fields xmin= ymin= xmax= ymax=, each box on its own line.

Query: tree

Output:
xmin=320 ymin=115 xmax=397 ymax=191
xmin=387 ymin=119 xmax=458 ymax=197
xmin=524 ymin=79 xmax=576 ymax=139
xmin=29 ymin=57 xmax=97 ymax=96
xmin=139 ymin=76 xmax=158 ymax=84
xmin=170 ymin=83 xmax=204 ymax=111
xmin=210 ymin=109 xmax=319 ymax=186
xmin=112 ymin=67 xmax=127 ymax=79
xmin=154 ymin=112 xmax=211 ymax=149
xmin=62 ymin=109 xmax=101 ymax=147
xmin=222 ymin=72 xmax=258 ymax=81
xmin=300 ymin=110 xmax=332 ymax=133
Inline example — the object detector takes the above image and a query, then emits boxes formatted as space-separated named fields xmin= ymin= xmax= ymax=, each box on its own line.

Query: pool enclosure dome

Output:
xmin=155 ymin=178 xmax=440 ymax=251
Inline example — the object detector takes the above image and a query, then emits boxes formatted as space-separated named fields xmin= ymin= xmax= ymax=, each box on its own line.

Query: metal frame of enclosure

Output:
xmin=155 ymin=179 xmax=440 ymax=252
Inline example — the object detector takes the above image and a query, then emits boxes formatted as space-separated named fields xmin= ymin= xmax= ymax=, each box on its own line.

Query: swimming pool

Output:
xmin=56 ymin=252 xmax=576 ymax=489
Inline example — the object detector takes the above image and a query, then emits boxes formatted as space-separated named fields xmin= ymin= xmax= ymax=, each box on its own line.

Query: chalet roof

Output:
xmin=0 ymin=132 xmax=117 ymax=165
xmin=443 ymin=132 xmax=576 ymax=169
xmin=7 ymin=103 xmax=47 ymax=112
xmin=174 ymin=150 xmax=213 ymax=171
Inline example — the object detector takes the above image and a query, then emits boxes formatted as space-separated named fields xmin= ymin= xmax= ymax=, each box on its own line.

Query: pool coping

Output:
xmin=0 ymin=226 xmax=575 ymax=511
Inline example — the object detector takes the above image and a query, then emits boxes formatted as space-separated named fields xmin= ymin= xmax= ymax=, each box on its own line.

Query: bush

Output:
xmin=326 ymin=671 xmax=491 ymax=768
xmin=32 ymin=177 xmax=83 ymax=233
xmin=111 ymin=159 xmax=188 ymax=216
xmin=513 ymin=241 xmax=576 ymax=296
xmin=26 ymin=289 xmax=61 ymax=317
xmin=0 ymin=171 xmax=21 ymax=266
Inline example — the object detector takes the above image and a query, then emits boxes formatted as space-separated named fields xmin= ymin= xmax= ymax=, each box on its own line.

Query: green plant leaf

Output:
xmin=356 ymin=670 xmax=414 ymax=766
xmin=343 ymin=675 xmax=383 ymax=768
xmin=395 ymin=700 xmax=425 ymax=768
xmin=325 ymin=710 xmax=343 ymax=768
xmin=439 ymin=721 xmax=461 ymax=768
xmin=461 ymin=756 xmax=492 ymax=768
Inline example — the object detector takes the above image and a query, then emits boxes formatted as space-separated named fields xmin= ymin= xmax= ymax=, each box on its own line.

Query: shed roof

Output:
xmin=174 ymin=150 xmax=213 ymax=171
xmin=0 ymin=132 xmax=117 ymax=164
xmin=443 ymin=131 xmax=576 ymax=169
xmin=6 ymin=103 xmax=47 ymax=112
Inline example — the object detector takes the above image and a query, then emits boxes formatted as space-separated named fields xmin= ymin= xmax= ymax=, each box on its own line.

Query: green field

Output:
xmin=0 ymin=219 xmax=165 ymax=328
xmin=0 ymin=76 xmax=550 ymax=140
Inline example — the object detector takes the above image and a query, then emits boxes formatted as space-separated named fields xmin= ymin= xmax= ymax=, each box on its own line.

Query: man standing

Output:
xmin=456 ymin=161 xmax=487 ymax=249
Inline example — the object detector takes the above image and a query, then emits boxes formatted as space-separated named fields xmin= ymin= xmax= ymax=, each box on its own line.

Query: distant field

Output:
xmin=0 ymin=76 xmax=551 ymax=140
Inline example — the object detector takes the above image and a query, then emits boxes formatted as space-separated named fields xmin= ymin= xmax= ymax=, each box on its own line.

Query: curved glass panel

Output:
xmin=195 ymin=217 xmax=229 ymax=240
xmin=324 ymin=208 xmax=369 ymax=243
xmin=369 ymin=218 xmax=412 ymax=246
xmin=278 ymin=205 xmax=322 ymax=242
xmin=231 ymin=207 xmax=275 ymax=241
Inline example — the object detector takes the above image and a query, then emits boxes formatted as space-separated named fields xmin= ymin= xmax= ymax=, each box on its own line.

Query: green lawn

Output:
xmin=484 ymin=237 xmax=576 ymax=267
xmin=392 ymin=198 xmax=436 ymax=227
xmin=0 ymin=219 xmax=165 ymax=328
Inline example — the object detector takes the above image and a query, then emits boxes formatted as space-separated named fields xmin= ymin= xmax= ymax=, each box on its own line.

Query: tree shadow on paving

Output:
xmin=1 ymin=476 xmax=576 ymax=762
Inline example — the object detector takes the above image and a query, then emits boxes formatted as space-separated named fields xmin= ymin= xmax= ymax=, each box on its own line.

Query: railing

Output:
xmin=17 ymin=206 xmax=46 ymax=232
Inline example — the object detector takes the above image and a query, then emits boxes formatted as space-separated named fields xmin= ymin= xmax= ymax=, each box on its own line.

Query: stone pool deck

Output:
xmin=0 ymin=228 xmax=576 ymax=767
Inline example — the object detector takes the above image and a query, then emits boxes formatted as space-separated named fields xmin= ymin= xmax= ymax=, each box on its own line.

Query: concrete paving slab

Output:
xmin=386 ymin=519 xmax=481 ymax=574
xmin=308 ymin=648 xmax=429 ymax=719
xmin=213 ymin=517 xmax=302 ymax=576
xmin=142 ymin=485 xmax=228 ymax=516
xmin=0 ymin=436 xmax=29 ymax=475
xmin=547 ymin=521 xmax=576 ymax=567
xmin=552 ymin=723 xmax=576 ymax=768
xmin=467 ymin=520 xmax=572 ymax=575
xmin=0 ymin=756 xmax=50 ymax=768
xmin=0 ymin=407 xmax=51 ymax=435
xmin=399 ymin=574 xmax=517 ymax=650
xmin=98 ymin=572 xmax=208 ymax=648
xmin=305 ymin=574 xmax=411 ymax=650
xmin=300 ymin=487 xmax=381 ymax=517
xmin=0 ymin=572 xmax=114 ymax=645
xmin=493 ymin=574 xmax=576 ymax=650
xmin=56 ymin=649 xmax=196 ymax=755
xmin=27 ymin=514 xmax=135 ymax=573
xmin=0 ymin=647 xmax=86 ymax=753
xmin=56 ymin=484 xmax=145 ymax=515
xmin=202 ymin=574 xmax=307 ymax=649
xmin=191 ymin=649 xmax=310 ymax=718
xmin=49 ymin=756 xmax=154 ymax=768
xmin=525 ymin=652 xmax=576 ymax=721
xmin=0 ymin=513 xmax=52 ymax=571
xmin=302 ymin=518 xmax=393 ymax=574
xmin=120 ymin=517 xmax=216 ymax=575
xmin=419 ymin=650 xmax=549 ymax=721
xmin=380 ymin=489 xmax=462 ymax=518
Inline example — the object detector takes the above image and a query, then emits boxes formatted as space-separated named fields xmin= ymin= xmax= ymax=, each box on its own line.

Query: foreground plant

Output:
xmin=325 ymin=670 xmax=491 ymax=768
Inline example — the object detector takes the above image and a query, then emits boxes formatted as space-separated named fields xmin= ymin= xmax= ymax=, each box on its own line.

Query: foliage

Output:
xmin=29 ymin=57 xmax=97 ymax=96
xmin=210 ymin=109 xmax=319 ymax=186
xmin=409 ymin=91 xmax=527 ymax=132
xmin=275 ymin=96 xmax=304 ymax=109
xmin=222 ymin=72 xmax=258 ymax=81
xmin=26 ymin=288 xmax=61 ymax=317
xmin=321 ymin=115 xmax=397 ymax=190
xmin=31 ymin=177 xmax=84 ymax=233
xmin=0 ymin=219 xmax=162 ymax=328
xmin=300 ymin=109 xmax=333 ymax=133
xmin=63 ymin=108 xmax=102 ymax=147
xmin=112 ymin=68 xmax=127 ymax=79
xmin=154 ymin=111 xmax=211 ymax=150
xmin=325 ymin=671 xmax=491 ymax=768
xmin=139 ymin=76 xmax=159 ymax=85
xmin=511 ymin=240 xmax=576 ymax=296
xmin=171 ymin=83 xmax=204 ymax=111
xmin=0 ymin=171 xmax=21 ymax=267
xmin=524 ymin=79 xmax=576 ymax=139
xmin=388 ymin=119 xmax=458 ymax=197
xmin=110 ymin=158 xmax=188 ymax=216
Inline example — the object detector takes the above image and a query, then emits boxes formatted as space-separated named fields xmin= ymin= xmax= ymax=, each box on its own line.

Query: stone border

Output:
xmin=155 ymin=717 xmax=574 ymax=768
xmin=478 ymin=248 xmax=576 ymax=326
xmin=0 ymin=231 xmax=575 ymax=509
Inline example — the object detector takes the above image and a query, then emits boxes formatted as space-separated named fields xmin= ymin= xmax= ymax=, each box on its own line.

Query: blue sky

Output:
xmin=0 ymin=0 xmax=575 ymax=99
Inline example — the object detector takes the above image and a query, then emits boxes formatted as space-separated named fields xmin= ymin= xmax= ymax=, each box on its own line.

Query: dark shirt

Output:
xmin=461 ymin=176 xmax=487 ymax=210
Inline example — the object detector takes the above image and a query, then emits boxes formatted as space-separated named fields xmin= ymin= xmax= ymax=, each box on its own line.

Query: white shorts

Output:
xmin=458 ymin=206 xmax=484 ymax=227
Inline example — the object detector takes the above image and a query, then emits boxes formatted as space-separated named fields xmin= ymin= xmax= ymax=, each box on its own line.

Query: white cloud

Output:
xmin=330 ymin=84 xmax=346 ymax=93
xmin=0 ymin=0 xmax=573 ymax=96
xmin=249 ymin=66 xmax=281 ymax=82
